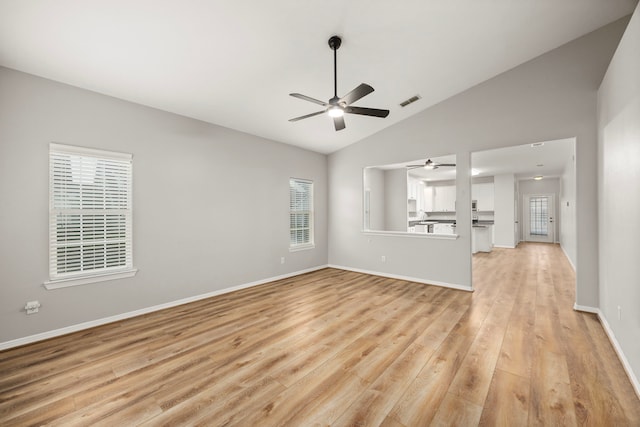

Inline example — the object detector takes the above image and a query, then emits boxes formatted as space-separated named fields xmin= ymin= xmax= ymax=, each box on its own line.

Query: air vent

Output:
xmin=531 ymin=142 xmax=545 ymax=147
xmin=399 ymin=94 xmax=421 ymax=107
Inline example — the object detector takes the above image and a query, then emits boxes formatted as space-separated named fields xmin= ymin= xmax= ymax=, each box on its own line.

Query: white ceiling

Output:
xmin=404 ymin=138 xmax=575 ymax=182
xmin=0 ymin=1 xmax=636 ymax=154
xmin=472 ymin=138 xmax=575 ymax=180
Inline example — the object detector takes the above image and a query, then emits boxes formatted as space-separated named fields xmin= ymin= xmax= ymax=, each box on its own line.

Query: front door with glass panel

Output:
xmin=524 ymin=194 xmax=554 ymax=243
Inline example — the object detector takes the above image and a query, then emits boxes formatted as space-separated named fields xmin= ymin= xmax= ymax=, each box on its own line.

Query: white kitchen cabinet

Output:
xmin=423 ymin=186 xmax=434 ymax=211
xmin=433 ymin=223 xmax=453 ymax=234
xmin=407 ymin=177 xmax=418 ymax=200
xmin=472 ymin=225 xmax=493 ymax=253
xmin=434 ymin=185 xmax=456 ymax=212
xmin=407 ymin=198 xmax=417 ymax=215
xmin=472 ymin=182 xmax=494 ymax=211
xmin=408 ymin=176 xmax=427 ymax=214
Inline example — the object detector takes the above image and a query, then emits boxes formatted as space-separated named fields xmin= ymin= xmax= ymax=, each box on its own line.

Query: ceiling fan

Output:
xmin=289 ymin=35 xmax=390 ymax=131
xmin=407 ymin=159 xmax=456 ymax=170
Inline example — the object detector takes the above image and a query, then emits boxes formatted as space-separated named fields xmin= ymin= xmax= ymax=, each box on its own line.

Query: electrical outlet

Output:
xmin=381 ymin=255 xmax=386 ymax=263
xmin=25 ymin=300 xmax=41 ymax=315
xmin=280 ymin=257 xmax=285 ymax=265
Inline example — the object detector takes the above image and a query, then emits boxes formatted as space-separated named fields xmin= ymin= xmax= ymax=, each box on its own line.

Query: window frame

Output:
xmin=289 ymin=178 xmax=315 ymax=251
xmin=44 ymin=143 xmax=137 ymax=290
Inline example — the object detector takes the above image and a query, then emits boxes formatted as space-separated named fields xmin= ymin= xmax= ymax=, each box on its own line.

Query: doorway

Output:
xmin=523 ymin=194 xmax=555 ymax=243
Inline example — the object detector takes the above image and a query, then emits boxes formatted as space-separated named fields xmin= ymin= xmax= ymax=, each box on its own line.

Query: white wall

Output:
xmin=519 ymin=178 xmax=561 ymax=243
xmin=0 ymin=67 xmax=328 ymax=344
xmin=598 ymin=2 xmax=640 ymax=394
xmin=328 ymin=18 xmax=628 ymax=299
xmin=560 ymin=147 xmax=577 ymax=269
xmin=494 ymin=174 xmax=516 ymax=248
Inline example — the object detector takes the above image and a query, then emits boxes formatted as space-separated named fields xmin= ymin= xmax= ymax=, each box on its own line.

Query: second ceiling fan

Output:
xmin=407 ymin=159 xmax=457 ymax=170
xmin=289 ymin=35 xmax=390 ymax=131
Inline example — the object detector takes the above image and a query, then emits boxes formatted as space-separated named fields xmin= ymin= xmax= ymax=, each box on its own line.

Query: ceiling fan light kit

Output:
xmin=327 ymin=106 xmax=344 ymax=118
xmin=289 ymin=35 xmax=390 ymax=131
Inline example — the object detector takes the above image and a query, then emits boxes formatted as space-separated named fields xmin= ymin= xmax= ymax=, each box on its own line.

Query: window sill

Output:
xmin=289 ymin=244 xmax=315 ymax=252
xmin=44 ymin=269 xmax=138 ymax=290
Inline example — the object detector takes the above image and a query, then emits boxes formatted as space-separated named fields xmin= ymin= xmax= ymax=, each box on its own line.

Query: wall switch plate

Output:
xmin=280 ymin=257 xmax=285 ymax=265
xmin=381 ymin=255 xmax=386 ymax=263
xmin=25 ymin=300 xmax=41 ymax=315
xmin=618 ymin=305 xmax=622 ymax=320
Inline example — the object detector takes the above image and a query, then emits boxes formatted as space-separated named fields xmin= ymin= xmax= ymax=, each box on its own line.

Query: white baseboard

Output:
xmin=0 ymin=264 xmax=329 ymax=351
xmin=561 ymin=244 xmax=576 ymax=271
xmin=493 ymin=244 xmax=516 ymax=249
xmin=596 ymin=309 xmax=640 ymax=399
xmin=328 ymin=264 xmax=473 ymax=292
xmin=573 ymin=303 xmax=599 ymax=314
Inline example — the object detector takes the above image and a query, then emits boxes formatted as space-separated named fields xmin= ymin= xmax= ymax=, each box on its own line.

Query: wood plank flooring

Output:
xmin=1 ymin=243 xmax=639 ymax=426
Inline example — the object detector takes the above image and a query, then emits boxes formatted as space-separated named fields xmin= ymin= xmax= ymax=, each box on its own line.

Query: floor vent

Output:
xmin=399 ymin=94 xmax=421 ymax=107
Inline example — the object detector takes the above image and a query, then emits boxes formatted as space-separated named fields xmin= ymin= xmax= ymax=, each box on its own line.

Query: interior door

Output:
xmin=524 ymin=194 xmax=554 ymax=243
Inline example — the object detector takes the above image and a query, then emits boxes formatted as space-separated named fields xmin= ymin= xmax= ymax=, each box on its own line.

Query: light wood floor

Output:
xmin=1 ymin=243 xmax=639 ymax=426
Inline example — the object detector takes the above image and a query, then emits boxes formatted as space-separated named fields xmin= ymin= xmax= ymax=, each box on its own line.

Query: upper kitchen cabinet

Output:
xmin=433 ymin=184 xmax=456 ymax=212
xmin=407 ymin=175 xmax=424 ymax=218
xmin=472 ymin=181 xmax=494 ymax=211
xmin=407 ymin=176 xmax=419 ymax=200
xmin=423 ymin=185 xmax=434 ymax=212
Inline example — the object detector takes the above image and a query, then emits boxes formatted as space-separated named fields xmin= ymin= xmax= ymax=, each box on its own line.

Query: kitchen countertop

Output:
xmin=408 ymin=219 xmax=457 ymax=226
xmin=409 ymin=219 xmax=494 ymax=227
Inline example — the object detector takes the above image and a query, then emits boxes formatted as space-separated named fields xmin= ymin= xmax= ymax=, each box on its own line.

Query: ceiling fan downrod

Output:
xmin=328 ymin=35 xmax=342 ymax=102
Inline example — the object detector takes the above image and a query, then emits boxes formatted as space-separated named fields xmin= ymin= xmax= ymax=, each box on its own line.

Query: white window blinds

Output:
xmin=289 ymin=178 xmax=314 ymax=249
xmin=49 ymin=143 xmax=133 ymax=281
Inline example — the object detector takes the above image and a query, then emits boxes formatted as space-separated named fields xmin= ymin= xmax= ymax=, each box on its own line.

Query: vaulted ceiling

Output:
xmin=0 ymin=1 xmax=636 ymax=153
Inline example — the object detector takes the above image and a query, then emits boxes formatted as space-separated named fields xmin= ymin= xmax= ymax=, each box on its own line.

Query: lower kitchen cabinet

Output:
xmin=472 ymin=225 xmax=493 ymax=253
xmin=433 ymin=223 xmax=454 ymax=234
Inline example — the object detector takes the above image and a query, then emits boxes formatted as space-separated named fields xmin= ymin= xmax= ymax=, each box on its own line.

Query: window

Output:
xmin=289 ymin=178 xmax=314 ymax=250
xmin=46 ymin=143 xmax=136 ymax=289
xmin=529 ymin=196 xmax=549 ymax=236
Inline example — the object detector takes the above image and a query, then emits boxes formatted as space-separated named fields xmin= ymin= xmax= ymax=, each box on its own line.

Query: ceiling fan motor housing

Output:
xmin=328 ymin=35 xmax=342 ymax=50
xmin=329 ymin=96 xmax=345 ymax=107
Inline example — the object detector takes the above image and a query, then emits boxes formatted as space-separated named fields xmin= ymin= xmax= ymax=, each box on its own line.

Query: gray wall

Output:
xmin=384 ymin=169 xmax=408 ymax=232
xmin=328 ymin=18 xmax=628 ymax=299
xmin=363 ymin=167 xmax=385 ymax=230
xmin=0 ymin=67 xmax=327 ymax=344
xmin=560 ymin=151 xmax=577 ymax=269
xmin=493 ymin=174 xmax=516 ymax=248
xmin=598 ymin=3 xmax=640 ymax=392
